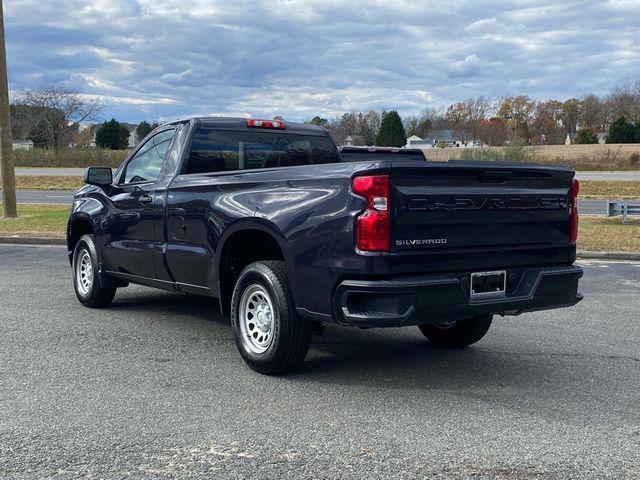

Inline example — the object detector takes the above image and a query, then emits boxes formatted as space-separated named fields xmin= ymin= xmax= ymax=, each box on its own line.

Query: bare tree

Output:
xmin=446 ymin=102 xmax=474 ymax=144
xmin=14 ymin=85 xmax=102 ymax=148
xmin=446 ymin=97 xmax=492 ymax=144
xmin=497 ymin=95 xmax=536 ymax=141
xmin=607 ymin=80 xmax=640 ymax=122
xmin=532 ymin=100 xmax=564 ymax=144
xmin=579 ymin=94 xmax=604 ymax=130
xmin=404 ymin=114 xmax=431 ymax=139
xmin=477 ymin=117 xmax=508 ymax=146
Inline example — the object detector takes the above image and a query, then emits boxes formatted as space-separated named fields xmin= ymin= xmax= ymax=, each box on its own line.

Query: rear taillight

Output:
xmin=569 ymin=179 xmax=579 ymax=244
xmin=246 ymin=119 xmax=286 ymax=129
xmin=352 ymin=175 xmax=390 ymax=252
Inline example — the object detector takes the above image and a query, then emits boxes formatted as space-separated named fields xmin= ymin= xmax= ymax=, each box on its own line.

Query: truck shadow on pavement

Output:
xmin=102 ymin=288 xmax=610 ymax=403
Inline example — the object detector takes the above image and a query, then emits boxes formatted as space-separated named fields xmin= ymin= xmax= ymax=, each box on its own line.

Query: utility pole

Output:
xmin=0 ymin=0 xmax=17 ymax=218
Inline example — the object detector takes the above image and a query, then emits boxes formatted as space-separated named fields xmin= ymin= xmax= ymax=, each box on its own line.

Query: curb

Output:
xmin=577 ymin=250 xmax=640 ymax=261
xmin=0 ymin=236 xmax=66 ymax=245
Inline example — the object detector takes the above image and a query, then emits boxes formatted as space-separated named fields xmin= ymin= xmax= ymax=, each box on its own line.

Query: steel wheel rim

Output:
xmin=76 ymin=249 xmax=93 ymax=295
xmin=239 ymin=284 xmax=275 ymax=354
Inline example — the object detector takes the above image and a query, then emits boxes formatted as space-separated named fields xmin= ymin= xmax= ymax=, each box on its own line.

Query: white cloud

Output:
xmin=4 ymin=0 xmax=640 ymax=121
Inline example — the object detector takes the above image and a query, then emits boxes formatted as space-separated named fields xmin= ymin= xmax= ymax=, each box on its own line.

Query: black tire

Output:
xmin=418 ymin=314 xmax=493 ymax=347
xmin=72 ymin=234 xmax=116 ymax=308
xmin=230 ymin=261 xmax=311 ymax=375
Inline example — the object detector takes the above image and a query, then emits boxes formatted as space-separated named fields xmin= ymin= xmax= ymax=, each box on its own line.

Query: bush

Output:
xmin=574 ymin=128 xmax=598 ymax=144
xmin=459 ymin=148 xmax=501 ymax=161
xmin=14 ymin=148 xmax=129 ymax=168
xmin=502 ymin=143 xmax=538 ymax=162
xmin=459 ymin=143 xmax=538 ymax=163
xmin=607 ymin=116 xmax=637 ymax=144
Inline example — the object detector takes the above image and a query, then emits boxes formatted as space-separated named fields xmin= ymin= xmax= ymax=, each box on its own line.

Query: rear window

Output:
xmin=182 ymin=128 xmax=340 ymax=174
xmin=340 ymin=151 xmax=426 ymax=162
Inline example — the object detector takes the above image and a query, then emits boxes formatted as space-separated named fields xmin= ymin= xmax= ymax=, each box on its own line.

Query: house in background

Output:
xmin=405 ymin=130 xmax=478 ymax=149
xmin=343 ymin=135 xmax=366 ymax=146
xmin=405 ymin=135 xmax=424 ymax=148
xmin=12 ymin=139 xmax=33 ymax=150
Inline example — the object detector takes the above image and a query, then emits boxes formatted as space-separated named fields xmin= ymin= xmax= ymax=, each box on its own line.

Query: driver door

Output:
xmin=101 ymin=128 xmax=175 ymax=280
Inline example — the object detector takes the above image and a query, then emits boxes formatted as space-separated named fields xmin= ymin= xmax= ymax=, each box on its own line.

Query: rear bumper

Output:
xmin=333 ymin=265 xmax=583 ymax=327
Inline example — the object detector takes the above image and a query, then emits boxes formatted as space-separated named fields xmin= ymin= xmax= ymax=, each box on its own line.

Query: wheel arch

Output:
xmin=215 ymin=219 xmax=290 ymax=315
xmin=67 ymin=214 xmax=94 ymax=264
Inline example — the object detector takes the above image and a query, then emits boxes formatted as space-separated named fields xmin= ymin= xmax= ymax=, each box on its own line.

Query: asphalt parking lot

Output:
xmin=1 ymin=245 xmax=638 ymax=479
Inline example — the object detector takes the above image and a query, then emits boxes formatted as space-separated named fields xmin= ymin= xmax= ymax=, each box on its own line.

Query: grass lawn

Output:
xmin=1 ymin=205 xmax=639 ymax=252
xmin=16 ymin=175 xmax=84 ymax=191
xmin=579 ymin=180 xmax=640 ymax=199
xmin=0 ymin=204 xmax=70 ymax=237
xmin=578 ymin=216 xmax=640 ymax=252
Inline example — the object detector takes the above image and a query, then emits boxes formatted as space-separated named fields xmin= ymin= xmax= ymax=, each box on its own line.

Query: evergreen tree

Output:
xmin=375 ymin=111 xmax=406 ymax=147
xmin=135 ymin=121 xmax=153 ymax=142
xmin=306 ymin=116 xmax=328 ymax=127
xmin=96 ymin=119 xmax=130 ymax=149
xmin=606 ymin=116 xmax=636 ymax=144
xmin=574 ymin=128 xmax=598 ymax=144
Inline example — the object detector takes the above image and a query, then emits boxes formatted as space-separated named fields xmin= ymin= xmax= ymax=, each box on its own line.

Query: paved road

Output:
xmin=13 ymin=168 xmax=640 ymax=181
xmin=12 ymin=190 xmax=75 ymax=205
xmin=1 ymin=245 xmax=638 ymax=479
xmin=15 ymin=167 xmax=86 ymax=176
xmin=0 ymin=190 xmax=621 ymax=215
xmin=575 ymin=171 xmax=640 ymax=181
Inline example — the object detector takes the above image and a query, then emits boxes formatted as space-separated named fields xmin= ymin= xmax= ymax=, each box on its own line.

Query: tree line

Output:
xmin=9 ymin=80 xmax=640 ymax=151
xmin=307 ymin=80 xmax=640 ymax=147
xmin=9 ymin=85 xmax=158 ymax=149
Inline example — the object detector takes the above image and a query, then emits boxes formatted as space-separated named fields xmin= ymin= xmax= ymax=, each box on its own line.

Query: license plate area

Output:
xmin=470 ymin=270 xmax=506 ymax=298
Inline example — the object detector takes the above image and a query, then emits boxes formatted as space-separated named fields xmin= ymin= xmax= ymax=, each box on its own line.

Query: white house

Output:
xmin=405 ymin=130 xmax=479 ymax=149
xmin=405 ymin=135 xmax=424 ymax=148
xmin=12 ymin=139 xmax=33 ymax=150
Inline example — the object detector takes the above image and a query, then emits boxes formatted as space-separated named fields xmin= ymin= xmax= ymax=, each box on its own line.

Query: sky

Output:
xmin=4 ymin=0 xmax=640 ymax=123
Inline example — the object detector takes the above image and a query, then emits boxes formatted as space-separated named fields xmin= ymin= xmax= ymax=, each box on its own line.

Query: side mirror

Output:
xmin=84 ymin=166 xmax=113 ymax=186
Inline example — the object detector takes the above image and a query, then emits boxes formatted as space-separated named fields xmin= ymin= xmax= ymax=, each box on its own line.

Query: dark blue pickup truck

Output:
xmin=68 ymin=117 xmax=583 ymax=374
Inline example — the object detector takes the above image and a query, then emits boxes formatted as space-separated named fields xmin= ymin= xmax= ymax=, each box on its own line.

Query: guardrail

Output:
xmin=606 ymin=200 xmax=640 ymax=224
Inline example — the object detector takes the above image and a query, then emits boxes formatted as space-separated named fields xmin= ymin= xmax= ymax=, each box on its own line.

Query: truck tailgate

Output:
xmin=389 ymin=162 xmax=575 ymax=272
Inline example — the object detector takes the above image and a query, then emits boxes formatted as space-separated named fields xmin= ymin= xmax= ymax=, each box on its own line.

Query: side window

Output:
xmin=121 ymin=129 xmax=175 ymax=184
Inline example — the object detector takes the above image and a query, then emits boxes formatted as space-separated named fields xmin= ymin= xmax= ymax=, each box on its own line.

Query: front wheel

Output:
xmin=230 ymin=261 xmax=311 ymax=375
xmin=72 ymin=234 xmax=116 ymax=308
xmin=418 ymin=314 xmax=493 ymax=347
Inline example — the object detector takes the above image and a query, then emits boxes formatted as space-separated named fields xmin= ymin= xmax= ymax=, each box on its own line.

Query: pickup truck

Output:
xmin=68 ymin=117 xmax=583 ymax=374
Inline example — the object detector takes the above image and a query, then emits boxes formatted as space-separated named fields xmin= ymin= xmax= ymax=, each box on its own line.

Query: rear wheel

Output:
xmin=231 ymin=261 xmax=311 ymax=375
xmin=418 ymin=314 xmax=493 ymax=347
xmin=72 ymin=234 xmax=116 ymax=308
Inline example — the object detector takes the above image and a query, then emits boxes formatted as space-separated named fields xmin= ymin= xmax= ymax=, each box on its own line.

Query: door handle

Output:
xmin=138 ymin=194 xmax=153 ymax=206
